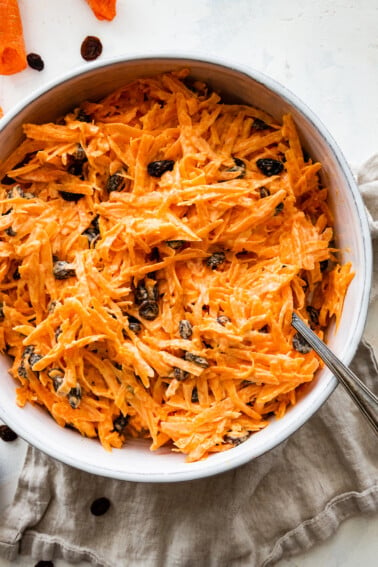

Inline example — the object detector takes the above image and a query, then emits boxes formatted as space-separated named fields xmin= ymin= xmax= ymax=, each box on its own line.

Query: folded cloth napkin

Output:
xmin=0 ymin=158 xmax=377 ymax=567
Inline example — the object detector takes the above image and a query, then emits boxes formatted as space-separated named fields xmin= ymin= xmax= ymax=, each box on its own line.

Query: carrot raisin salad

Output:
xmin=0 ymin=69 xmax=353 ymax=461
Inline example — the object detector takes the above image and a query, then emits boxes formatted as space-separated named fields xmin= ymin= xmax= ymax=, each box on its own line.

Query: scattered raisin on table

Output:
xmin=27 ymin=53 xmax=44 ymax=71
xmin=0 ymin=424 xmax=18 ymax=442
xmin=147 ymin=160 xmax=175 ymax=177
xmin=81 ymin=36 xmax=103 ymax=61
xmin=256 ymin=158 xmax=284 ymax=176
xmin=90 ymin=497 xmax=111 ymax=516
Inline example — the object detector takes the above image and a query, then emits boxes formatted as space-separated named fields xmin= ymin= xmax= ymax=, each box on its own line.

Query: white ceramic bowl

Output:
xmin=0 ymin=56 xmax=372 ymax=482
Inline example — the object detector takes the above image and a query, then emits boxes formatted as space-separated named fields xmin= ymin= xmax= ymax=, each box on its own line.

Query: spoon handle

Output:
xmin=291 ymin=313 xmax=378 ymax=435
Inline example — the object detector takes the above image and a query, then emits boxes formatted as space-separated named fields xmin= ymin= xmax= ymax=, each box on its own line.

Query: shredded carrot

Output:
xmin=0 ymin=0 xmax=27 ymax=75
xmin=85 ymin=0 xmax=117 ymax=21
xmin=0 ymin=69 xmax=353 ymax=461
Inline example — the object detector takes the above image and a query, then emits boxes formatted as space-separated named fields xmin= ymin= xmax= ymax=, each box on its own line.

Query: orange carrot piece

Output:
xmin=0 ymin=0 xmax=27 ymax=75
xmin=86 ymin=0 xmax=117 ymax=21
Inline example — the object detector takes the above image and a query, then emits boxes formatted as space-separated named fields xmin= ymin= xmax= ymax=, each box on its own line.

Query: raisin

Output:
xmin=173 ymin=367 xmax=190 ymax=381
xmin=83 ymin=216 xmax=100 ymax=244
xmin=68 ymin=386 xmax=81 ymax=409
xmin=274 ymin=202 xmax=284 ymax=215
xmin=149 ymin=247 xmax=160 ymax=263
xmin=127 ymin=315 xmax=142 ymax=334
xmin=191 ymin=387 xmax=199 ymax=403
xmin=206 ymin=251 xmax=225 ymax=270
xmin=0 ymin=424 xmax=18 ymax=442
xmin=166 ymin=240 xmax=185 ymax=250
xmin=18 ymin=362 xmax=27 ymax=379
xmin=90 ymin=497 xmax=110 ymax=516
xmin=292 ymin=332 xmax=312 ymax=354
xmin=252 ymin=118 xmax=270 ymax=130
xmin=59 ymin=191 xmax=85 ymax=202
xmin=53 ymin=261 xmax=76 ymax=280
xmin=224 ymin=432 xmax=250 ymax=446
xmin=134 ymin=280 xmax=149 ymax=304
xmin=256 ymin=158 xmax=284 ymax=176
xmin=113 ymin=414 xmax=129 ymax=433
xmin=303 ymin=149 xmax=311 ymax=163
xmin=306 ymin=306 xmax=319 ymax=326
xmin=1 ymin=174 xmax=16 ymax=185
xmin=184 ymin=352 xmax=209 ymax=368
xmin=320 ymin=260 xmax=329 ymax=272
xmin=76 ymin=109 xmax=92 ymax=122
xmin=48 ymin=369 xmax=64 ymax=392
xmin=27 ymin=53 xmax=44 ymax=71
xmin=81 ymin=36 xmax=103 ymax=61
xmin=7 ymin=188 xmax=22 ymax=201
xmin=259 ymin=186 xmax=271 ymax=198
xmin=217 ymin=315 xmax=230 ymax=326
xmin=73 ymin=145 xmax=87 ymax=162
xmin=227 ymin=157 xmax=246 ymax=178
xmin=105 ymin=172 xmax=125 ymax=192
xmin=147 ymin=160 xmax=175 ymax=177
xmin=5 ymin=227 xmax=16 ymax=236
xmin=29 ymin=352 xmax=43 ymax=369
xmin=179 ymin=319 xmax=193 ymax=339
xmin=67 ymin=148 xmax=86 ymax=177
xmin=2 ymin=155 xmax=35 ymax=186
xmin=139 ymin=300 xmax=159 ymax=321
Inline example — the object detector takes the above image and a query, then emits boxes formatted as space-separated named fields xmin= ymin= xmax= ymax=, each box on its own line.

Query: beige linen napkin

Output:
xmin=0 ymin=159 xmax=377 ymax=567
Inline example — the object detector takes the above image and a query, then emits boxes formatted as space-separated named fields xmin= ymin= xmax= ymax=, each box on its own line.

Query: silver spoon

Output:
xmin=291 ymin=313 xmax=378 ymax=435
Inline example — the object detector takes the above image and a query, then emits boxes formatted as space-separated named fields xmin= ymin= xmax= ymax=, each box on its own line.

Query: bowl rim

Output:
xmin=0 ymin=54 xmax=372 ymax=482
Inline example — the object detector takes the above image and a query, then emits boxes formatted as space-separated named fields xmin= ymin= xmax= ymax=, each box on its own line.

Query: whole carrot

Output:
xmin=86 ymin=0 xmax=117 ymax=21
xmin=0 ymin=0 xmax=27 ymax=75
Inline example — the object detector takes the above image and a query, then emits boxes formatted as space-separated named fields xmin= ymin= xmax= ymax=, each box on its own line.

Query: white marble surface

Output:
xmin=0 ymin=0 xmax=377 ymax=565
